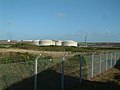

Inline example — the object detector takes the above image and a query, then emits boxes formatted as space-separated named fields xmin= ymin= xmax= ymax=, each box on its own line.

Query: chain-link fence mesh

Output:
xmin=0 ymin=51 xmax=120 ymax=90
xmin=37 ymin=58 xmax=62 ymax=90
xmin=0 ymin=60 xmax=35 ymax=90
xmin=80 ymin=51 xmax=120 ymax=80
xmin=81 ymin=54 xmax=91 ymax=79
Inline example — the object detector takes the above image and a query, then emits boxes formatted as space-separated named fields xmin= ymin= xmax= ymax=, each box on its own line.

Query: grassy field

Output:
xmin=0 ymin=43 xmax=120 ymax=53
xmin=0 ymin=44 xmax=120 ymax=90
xmin=0 ymin=51 xmax=82 ymax=90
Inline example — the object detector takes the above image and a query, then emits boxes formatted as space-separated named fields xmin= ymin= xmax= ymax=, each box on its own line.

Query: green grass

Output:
xmin=0 ymin=47 xmax=119 ymax=90
xmin=0 ymin=52 xmax=83 ymax=90
xmin=0 ymin=52 xmax=54 ymax=64
xmin=1 ymin=43 xmax=120 ymax=52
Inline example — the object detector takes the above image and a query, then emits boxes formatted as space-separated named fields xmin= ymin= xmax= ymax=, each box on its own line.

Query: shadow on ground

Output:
xmin=5 ymin=68 xmax=80 ymax=90
xmin=5 ymin=69 xmax=120 ymax=90
xmin=114 ymin=57 xmax=120 ymax=70
xmin=69 ymin=79 xmax=120 ymax=90
xmin=69 ymin=57 xmax=120 ymax=90
xmin=5 ymin=58 xmax=120 ymax=90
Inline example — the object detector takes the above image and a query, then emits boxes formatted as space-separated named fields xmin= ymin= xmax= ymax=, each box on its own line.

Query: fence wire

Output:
xmin=0 ymin=51 xmax=120 ymax=90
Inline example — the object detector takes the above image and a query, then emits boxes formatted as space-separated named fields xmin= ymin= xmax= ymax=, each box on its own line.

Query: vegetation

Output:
xmin=0 ymin=51 xmax=82 ymax=90
xmin=68 ymin=68 xmax=120 ymax=90
xmin=0 ymin=44 xmax=12 ymax=48
xmin=0 ymin=52 xmax=35 ymax=64
xmin=0 ymin=52 xmax=53 ymax=64
xmin=0 ymin=43 xmax=120 ymax=90
xmin=0 ymin=43 xmax=118 ymax=52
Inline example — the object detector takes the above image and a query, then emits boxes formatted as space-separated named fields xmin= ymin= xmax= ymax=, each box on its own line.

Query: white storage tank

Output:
xmin=52 ymin=40 xmax=56 ymax=45
xmin=55 ymin=40 xmax=62 ymax=46
xmin=33 ymin=40 xmax=40 ymax=46
xmin=7 ymin=40 xmax=11 ymax=42
xmin=39 ymin=40 xmax=53 ymax=46
xmin=62 ymin=40 xmax=78 ymax=47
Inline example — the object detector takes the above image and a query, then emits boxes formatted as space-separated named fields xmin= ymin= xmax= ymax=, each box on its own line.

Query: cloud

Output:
xmin=55 ymin=12 xmax=66 ymax=17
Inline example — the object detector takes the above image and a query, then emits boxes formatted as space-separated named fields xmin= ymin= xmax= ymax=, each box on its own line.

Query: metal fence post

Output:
xmin=80 ymin=55 xmax=82 ymax=83
xmin=61 ymin=56 xmax=65 ymax=90
xmin=118 ymin=51 xmax=120 ymax=59
xmin=117 ymin=52 xmax=119 ymax=60
xmin=34 ymin=54 xmax=41 ymax=90
xmin=115 ymin=52 xmax=117 ymax=65
xmin=99 ymin=53 xmax=102 ymax=74
xmin=110 ymin=53 xmax=113 ymax=68
xmin=91 ymin=52 xmax=96 ymax=78
xmin=105 ymin=53 xmax=108 ymax=71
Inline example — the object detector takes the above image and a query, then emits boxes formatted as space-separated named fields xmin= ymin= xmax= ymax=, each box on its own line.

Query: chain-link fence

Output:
xmin=0 ymin=51 xmax=120 ymax=90
xmin=81 ymin=51 xmax=120 ymax=80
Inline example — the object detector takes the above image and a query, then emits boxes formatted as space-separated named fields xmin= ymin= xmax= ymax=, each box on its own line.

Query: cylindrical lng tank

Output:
xmin=39 ymin=40 xmax=53 ymax=46
xmin=62 ymin=40 xmax=78 ymax=47
xmin=33 ymin=40 xmax=40 ymax=46
xmin=55 ymin=41 xmax=62 ymax=46
xmin=52 ymin=40 xmax=56 ymax=45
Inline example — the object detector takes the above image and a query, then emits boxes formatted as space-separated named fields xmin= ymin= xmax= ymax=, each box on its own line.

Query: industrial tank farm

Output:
xmin=33 ymin=39 xmax=78 ymax=47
